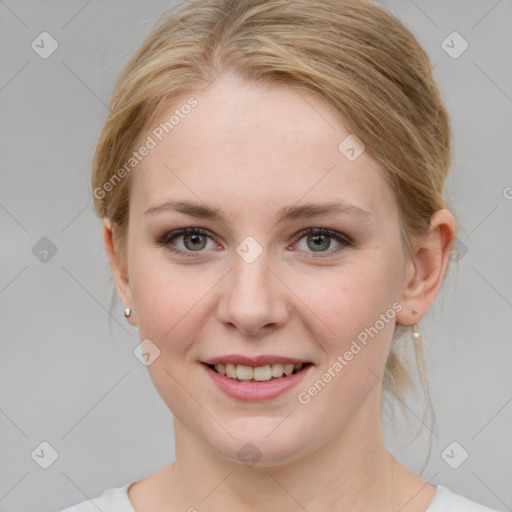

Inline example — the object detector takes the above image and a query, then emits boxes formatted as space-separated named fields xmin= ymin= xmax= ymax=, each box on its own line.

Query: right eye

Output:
xmin=157 ymin=227 xmax=217 ymax=257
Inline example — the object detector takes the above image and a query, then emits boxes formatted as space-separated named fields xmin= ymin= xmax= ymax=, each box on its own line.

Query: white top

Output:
xmin=59 ymin=481 xmax=503 ymax=511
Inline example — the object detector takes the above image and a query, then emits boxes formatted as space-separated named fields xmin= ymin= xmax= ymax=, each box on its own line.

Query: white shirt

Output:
xmin=59 ymin=481 xmax=503 ymax=511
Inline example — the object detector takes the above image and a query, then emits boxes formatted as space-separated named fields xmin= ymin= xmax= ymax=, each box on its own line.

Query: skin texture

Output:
xmin=102 ymin=73 xmax=455 ymax=511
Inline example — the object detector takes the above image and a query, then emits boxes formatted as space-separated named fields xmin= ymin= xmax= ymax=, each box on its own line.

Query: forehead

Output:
xmin=130 ymin=76 xmax=395 ymax=221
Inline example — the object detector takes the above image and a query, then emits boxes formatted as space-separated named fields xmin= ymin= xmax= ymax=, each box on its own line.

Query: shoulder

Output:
xmin=58 ymin=481 xmax=136 ymax=512
xmin=427 ymin=485 xmax=503 ymax=512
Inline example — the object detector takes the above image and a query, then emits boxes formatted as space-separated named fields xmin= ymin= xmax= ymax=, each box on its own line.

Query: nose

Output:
xmin=216 ymin=249 xmax=289 ymax=337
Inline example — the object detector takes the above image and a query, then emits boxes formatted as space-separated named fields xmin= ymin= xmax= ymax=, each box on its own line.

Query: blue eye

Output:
xmin=157 ymin=226 xmax=352 ymax=259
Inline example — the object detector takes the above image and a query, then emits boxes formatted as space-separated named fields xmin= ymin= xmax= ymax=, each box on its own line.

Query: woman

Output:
xmin=62 ymin=0 xmax=501 ymax=510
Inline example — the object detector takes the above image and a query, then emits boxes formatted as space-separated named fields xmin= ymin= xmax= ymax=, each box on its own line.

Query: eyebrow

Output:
xmin=144 ymin=199 xmax=373 ymax=225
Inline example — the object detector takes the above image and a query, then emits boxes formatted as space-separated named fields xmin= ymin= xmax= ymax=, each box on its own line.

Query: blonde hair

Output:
xmin=92 ymin=0 xmax=455 ymax=452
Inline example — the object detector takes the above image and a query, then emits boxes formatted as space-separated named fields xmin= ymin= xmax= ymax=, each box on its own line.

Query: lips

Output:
xmin=204 ymin=365 xmax=311 ymax=400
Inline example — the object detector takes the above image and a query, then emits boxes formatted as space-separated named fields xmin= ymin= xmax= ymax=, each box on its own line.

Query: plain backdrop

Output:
xmin=0 ymin=1 xmax=511 ymax=511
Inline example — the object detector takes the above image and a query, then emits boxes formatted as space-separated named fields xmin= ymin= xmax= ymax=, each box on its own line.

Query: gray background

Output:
xmin=1 ymin=1 xmax=511 ymax=511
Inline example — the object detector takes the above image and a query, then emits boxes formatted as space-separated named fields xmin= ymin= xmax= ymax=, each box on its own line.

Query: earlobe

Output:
xmin=101 ymin=217 xmax=136 ymax=325
xmin=395 ymin=209 xmax=456 ymax=326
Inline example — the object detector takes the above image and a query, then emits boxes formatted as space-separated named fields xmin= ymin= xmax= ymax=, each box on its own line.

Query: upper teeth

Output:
xmin=214 ymin=363 xmax=304 ymax=381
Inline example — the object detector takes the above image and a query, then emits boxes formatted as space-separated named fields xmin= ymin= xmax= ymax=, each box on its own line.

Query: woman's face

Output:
xmin=118 ymin=74 xmax=415 ymax=466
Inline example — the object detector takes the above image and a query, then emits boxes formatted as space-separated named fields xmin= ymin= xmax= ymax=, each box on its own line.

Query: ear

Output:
xmin=102 ymin=217 xmax=137 ymax=325
xmin=395 ymin=209 xmax=456 ymax=326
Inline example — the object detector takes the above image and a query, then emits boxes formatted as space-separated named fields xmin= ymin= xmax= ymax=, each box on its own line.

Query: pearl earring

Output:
xmin=410 ymin=310 xmax=421 ymax=339
xmin=124 ymin=307 xmax=132 ymax=318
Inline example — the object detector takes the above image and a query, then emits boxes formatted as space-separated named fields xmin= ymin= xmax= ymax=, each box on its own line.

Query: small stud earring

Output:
xmin=124 ymin=307 xmax=132 ymax=318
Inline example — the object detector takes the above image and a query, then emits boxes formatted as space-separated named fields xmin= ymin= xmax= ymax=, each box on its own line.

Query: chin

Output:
xmin=208 ymin=420 xmax=312 ymax=468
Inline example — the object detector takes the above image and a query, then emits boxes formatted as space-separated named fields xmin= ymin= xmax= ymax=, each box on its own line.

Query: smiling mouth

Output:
xmin=204 ymin=362 xmax=311 ymax=382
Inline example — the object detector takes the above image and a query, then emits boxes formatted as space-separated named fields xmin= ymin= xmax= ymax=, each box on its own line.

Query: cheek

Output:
xmin=129 ymin=247 xmax=196 ymax=348
xmin=128 ymin=252 xmax=212 ymax=422
xmin=298 ymin=261 xmax=398 ymax=343
xmin=296 ymin=263 xmax=398 ymax=396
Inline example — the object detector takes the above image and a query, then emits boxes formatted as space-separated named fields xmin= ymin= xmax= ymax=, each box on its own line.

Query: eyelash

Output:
xmin=156 ymin=226 xmax=352 ymax=259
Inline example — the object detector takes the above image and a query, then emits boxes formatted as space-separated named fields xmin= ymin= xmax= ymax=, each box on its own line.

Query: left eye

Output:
xmin=157 ymin=226 xmax=351 ymax=258
xmin=292 ymin=227 xmax=352 ymax=256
